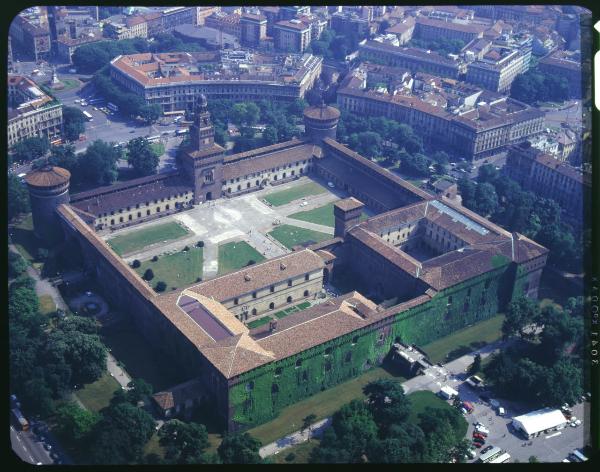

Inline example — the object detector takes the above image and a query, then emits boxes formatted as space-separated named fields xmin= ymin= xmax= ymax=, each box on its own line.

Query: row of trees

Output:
xmin=72 ymin=33 xmax=206 ymax=74
xmin=306 ymin=29 xmax=360 ymax=62
xmin=458 ymin=165 xmax=584 ymax=272
xmin=483 ymin=296 xmax=584 ymax=407
xmin=309 ymin=379 xmax=468 ymax=463
xmin=9 ymin=266 xmax=108 ymax=417
xmin=510 ymin=68 xmax=570 ymax=104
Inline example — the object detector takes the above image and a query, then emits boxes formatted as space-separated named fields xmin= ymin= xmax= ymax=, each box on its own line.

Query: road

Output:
xmin=10 ymin=422 xmax=73 ymax=466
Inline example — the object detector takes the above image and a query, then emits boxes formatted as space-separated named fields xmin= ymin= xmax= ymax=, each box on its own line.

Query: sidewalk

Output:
xmin=259 ymin=418 xmax=331 ymax=458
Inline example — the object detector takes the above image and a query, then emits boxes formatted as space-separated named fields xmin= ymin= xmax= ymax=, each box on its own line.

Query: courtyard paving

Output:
xmin=105 ymin=177 xmax=344 ymax=280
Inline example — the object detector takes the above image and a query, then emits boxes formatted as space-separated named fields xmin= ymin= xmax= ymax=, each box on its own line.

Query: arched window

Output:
xmin=251 ymin=308 xmax=257 ymax=316
xmin=271 ymin=384 xmax=279 ymax=394
xmin=247 ymin=182 xmax=250 ymax=188
xmin=156 ymin=207 xmax=161 ymax=212
xmin=287 ymin=296 xmax=292 ymax=303
xmin=295 ymin=359 xmax=302 ymax=368
xmin=237 ymin=185 xmax=241 ymax=191
xmin=166 ymin=204 xmax=170 ymax=210
xmin=147 ymin=210 xmax=151 ymax=216
xmin=269 ymin=302 xmax=275 ymax=309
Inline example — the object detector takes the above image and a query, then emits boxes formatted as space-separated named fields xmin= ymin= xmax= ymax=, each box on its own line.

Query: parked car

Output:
xmin=481 ymin=445 xmax=494 ymax=454
xmin=472 ymin=441 xmax=484 ymax=448
xmin=327 ymin=182 xmax=335 ymax=188
xmin=473 ymin=433 xmax=486 ymax=441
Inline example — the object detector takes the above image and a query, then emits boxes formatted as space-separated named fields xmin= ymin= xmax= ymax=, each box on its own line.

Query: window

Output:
xmin=156 ymin=207 xmax=161 ymax=212
xmin=288 ymin=279 xmax=292 ymax=287
xmin=252 ymin=292 xmax=257 ymax=299
xmin=137 ymin=212 xmax=141 ymax=218
xmin=245 ymin=381 xmax=254 ymax=392
xmin=447 ymin=296 xmax=453 ymax=306
xmin=275 ymin=367 xmax=283 ymax=376
xmin=344 ymin=351 xmax=352 ymax=363
xmin=270 ymin=285 xmax=275 ymax=293
xmin=128 ymin=215 xmax=132 ymax=221
xmin=352 ymin=336 xmax=359 ymax=345
xmin=304 ymin=290 xmax=309 ymax=297
xmin=302 ymin=371 xmax=308 ymax=382
xmin=147 ymin=210 xmax=151 ymax=216
xmin=269 ymin=302 xmax=275 ymax=309
xmin=166 ymin=204 xmax=170 ymax=210
xmin=295 ymin=359 xmax=302 ymax=368
xmin=324 ymin=347 xmax=332 ymax=356
xmin=110 ymin=219 xmax=115 ymax=225
xmin=234 ymin=298 xmax=239 ymax=305
xmin=119 ymin=217 xmax=123 ymax=223
xmin=305 ymin=274 xmax=309 ymax=281
xmin=136 ymin=203 xmax=140 ymax=209
xmin=287 ymin=296 xmax=292 ymax=303
xmin=271 ymin=383 xmax=279 ymax=394
xmin=251 ymin=308 xmax=257 ymax=316
xmin=237 ymin=185 xmax=241 ymax=191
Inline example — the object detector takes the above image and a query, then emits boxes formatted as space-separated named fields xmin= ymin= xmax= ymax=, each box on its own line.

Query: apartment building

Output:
xmin=466 ymin=46 xmax=530 ymax=92
xmin=273 ymin=19 xmax=312 ymax=53
xmin=240 ymin=13 xmax=267 ymax=47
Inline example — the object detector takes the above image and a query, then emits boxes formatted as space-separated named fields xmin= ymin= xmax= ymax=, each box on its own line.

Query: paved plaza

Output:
xmin=104 ymin=177 xmax=349 ymax=279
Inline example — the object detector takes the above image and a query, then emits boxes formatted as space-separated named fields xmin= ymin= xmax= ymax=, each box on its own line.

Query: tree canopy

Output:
xmin=8 ymin=175 xmax=30 ymax=221
xmin=126 ymin=137 xmax=160 ymax=177
xmin=11 ymin=136 xmax=50 ymax=163
xmin=63 ymin=106 xmax=87 ymax=142
xmin=159 ymin=420 xmax=210 ymax=464
xmin=511 ymin=69 xmax=570 ymax=104
xmin=217 ymin=432 xmax=263 ymax=464
xmin=78 ymin=140 xmax=121 ymax=185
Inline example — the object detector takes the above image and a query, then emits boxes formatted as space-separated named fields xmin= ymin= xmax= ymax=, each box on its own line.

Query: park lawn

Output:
xmin=136 ymin=247 xmax=203 ymax=291
xmin=421 ymin=314 xmax=505 ymax=365
xmin=274 ymin=301 xmax=312 ymax=319
xmin=263 ymin=181 xmax=327 ymax=207
xmin=150 ymin=142 xmax=165 ymax=156
xmin=58 ymin=78 xmax=80 ymax=91
xmin=273 ymin=439 xmax=321 ymax=464
xmin=247 ymin=364 xmax=405 ymax=445
xmin=9 ymin=214 xmax=41 ymax=263
xmin=218 ymin=241 xmax=265 ymax=275
xmin=247 ymin=316 xmax=273 ymax=329
xmin=100 ymin=323 xmax=187 ymax=392
xmin=74 ymin=372 xmax=121 ymax=412
xmin=268 ymin=224 xmax=331 ymax=250
xmin=107 ymin=222 xmax=190 ymax=256
xmin=406 ymin=391 xmax=468 ymax=437
xmin=289 ymin=202 xmax=371 ymax=227
xmin=143 ymin=433 xmax=167 ymax=459
xmin=39 ymin=295 xmax=56 ymax=315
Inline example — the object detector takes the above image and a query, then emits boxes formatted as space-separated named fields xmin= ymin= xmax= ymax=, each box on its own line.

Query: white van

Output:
xmin=497 ymin=407 xmax=505 ymax=416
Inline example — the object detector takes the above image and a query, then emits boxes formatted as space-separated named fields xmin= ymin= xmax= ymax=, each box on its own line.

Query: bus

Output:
xmin=82 ymin=110 xmax=93 ymax=122
xmin=50 ymin=137 xmax=62 ymax=146
xmin=489 ymin=453 xmax=511 ymax=464
xmin=107 ymin=102 xmax=119 ymax=113
xmin=147 ymin=135 xmax=161 ymax=143
xmin=88 ymin=98 xmax=104 ymax=105
xmin=163 ymin=110 xmax=185 ymax=117
xmin=477 ymin=447 xmax=502 ymax=463
xmin=176 ymin=128 xmax=189 ymax=136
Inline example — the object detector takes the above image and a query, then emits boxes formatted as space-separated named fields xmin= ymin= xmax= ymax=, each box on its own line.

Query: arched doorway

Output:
xmin=206 ymin=192 xmax=212 ymax=201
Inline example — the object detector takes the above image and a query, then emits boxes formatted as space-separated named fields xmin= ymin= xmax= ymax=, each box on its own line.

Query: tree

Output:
xmin=143 ymin=269 xmax=154 ymax=281
xmin=139 ymin=104 xmax=161 ymax=124
xmin=126 ymin=379 xmax=153 ymax=405
xmin=469 ymin=354 xmax=482 ymax=375
xmin=502 ymin=297 xmax=541 ymax=339
xmin=9 ymin=286 xmax=40 ymax=321
xmin=132 ymin=259 xmax=141 ymax=268
xmin=48 ymin=144 xmax=79 ymax=173
xmin=8 ymin=174 xmax=31 ymax=220
xmin=302 ymin=413 xmax=317 ymax=440
xmin=528 ymin=456 xmax=539 ymax=463
xmin=473 ymin=182 xmax=498 ymax=216
xmin=55 ymin=402 xmax=100 ymax=441
xmin=11 ymin=136 xmax=50 ymax=163
xmin=63 ymin=106 xmax=87 ymax=142
xmin=127 ymin=137 xmax=159 ymax=177
xmin=541 ymin=358 xmax=583 ymax=407
xmin=262 ymin=126 xmax=278 ymax=146
xmin=9 ymin=250 xmax=28 ymax=279
xmin=217 ymin=432 xmax=262 ymax=464
xmin=159 ymin=420 xmax=210 ymax=464
xmin=476 ymin=164 xmax=500 ymax=185
xmin=79 ymin=140 xmax=120 ymax=185
xmin=401 ymin=153 xmax=430 ymax=176
xmin=363 ymin=379 xmax=410 ymax=429
xmin=329 ymin=400 xmax=378 ymax=462
xmin=155 ymin=281 xmax=167 ymax=292
xmin=90 ymin=402 xmax=156 ymax=464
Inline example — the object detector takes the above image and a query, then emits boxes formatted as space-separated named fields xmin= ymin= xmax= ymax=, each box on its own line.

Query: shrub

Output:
xmin=196 ymin=241 xmax=205 ymax=248
xmin=152 ymin=255 xmax=158 ymax=262
xmin=131 ymin=259 xmax=141 ymax=268
xmin=36 ymin=248 xmax=49 ymax=261
xmin=143 ymin=268 xmax=154 ymax=281
xmin=155 ymin=281 xmax=167 ymax=292
xmin=183 ymin=245 xmax=190 ymax=252
xmin=285 ymin=453 xmax=296 ymax=462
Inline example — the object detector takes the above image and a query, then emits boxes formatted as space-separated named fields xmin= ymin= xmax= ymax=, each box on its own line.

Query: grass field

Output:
xmin=9 ymin=214 xmax=42 ymax=263
xmin=421 ymin=314 xmax=505 ymax=365
xmin=136 ymin=247 xmax=203 ymax=291
xmin=74 ymin=372 xmax=120 ymax=412
xmin=100 ymin=323 xmax=187 ymax=392
xmin=39 ymin=295 xmax=56 ymax=315
xmin=273 ymin=301 xmax=311 ymax=319
xmin=263 ymin=181 xmax=327 ymax=207
xmin=289 ymin=202 xmax=370 ymax=227
xmin=406 ymin=391 xmax=468 ymax=437
xmin=273 ymin=439 xmax=320 ymax=464
xmin=247 ymin=316 xmax=273 ymax=329
xmin=107 ymin=222 xmax=190 ymax=256
xmin=247 ymin=363 xmax=405 ymax=445
xmin=218 ymin=241 xmax=265 ymax=275
xmin=58 ymin=78 xmax=80 ymax=91
xmin=268 ymin=225 xmax=331 ymax=250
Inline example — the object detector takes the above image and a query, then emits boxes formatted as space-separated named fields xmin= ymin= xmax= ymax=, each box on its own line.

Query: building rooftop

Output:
xmin=25 ymin=166 xmax=70 ymax=188
xmin=303 ymin=104 xmax=341 ymax=121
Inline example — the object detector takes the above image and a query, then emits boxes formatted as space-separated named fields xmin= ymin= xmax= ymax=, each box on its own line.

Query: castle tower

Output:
xmin=303 ymin=102 xmax=341 ymax=144
xmin=25 ymin=165 xmax=71 ymax=244
xmin=334 ymin=197 xmax=365 ymax=238
xmin=181 ymin=95 xmax=226 ymax=204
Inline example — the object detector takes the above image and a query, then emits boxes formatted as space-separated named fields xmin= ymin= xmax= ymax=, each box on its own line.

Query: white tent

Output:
xmin=512 ymin=408 xmax=567 ymax=438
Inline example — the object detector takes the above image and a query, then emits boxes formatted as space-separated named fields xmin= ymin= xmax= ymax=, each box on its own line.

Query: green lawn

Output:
xmin=107 ymin=222 xmax=190 ymax=256
xmin=263 ymin=181 xmax=327 ymax=207
xmin=218 ymin=241 xmax=265 ymax=275
xmin=273 ymin=439 xmax=321 ymax=464
xmin=247 ymin=363 xmax=406 ymax=445
xmin=74 ymin=372 xmax=121 ymax=412
xmin=100 ymin=322 xmax=187 ymax=392
xmin=135 ymin=247 xmax=203 ymax=291
xmin=268 ymin=224 xmax=331 ymax=250
xmin=420 ymin=314 xmax=505 ymax=364
xmin=274 ymin=301 xmax=312 ymax=319
xmin=289 ymin=202 xmax=371 ymax=227
xmin=406 ymin=391 xmax=468 ymax=437
xmin=150 ymin=142 xmax=165 ymax=156
xmin=9 ymin=214 xmax=42 ymax=263
xmin=143 ymin=432 xmax=167 ymax=460
xmin=58 ymin=78 xmax=80 ymax=91
xmin=247 ymin=316 xmax=273 ymax=329
xmin=39 ymin=295 xmax=56 ymax=315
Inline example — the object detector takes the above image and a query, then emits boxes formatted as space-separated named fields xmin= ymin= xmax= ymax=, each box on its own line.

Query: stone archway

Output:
xmin=206 ymin=192 xmax=212 ymax=201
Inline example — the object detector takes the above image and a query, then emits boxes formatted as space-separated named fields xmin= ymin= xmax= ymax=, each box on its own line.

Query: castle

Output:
xmin=26 ymin=96 xmax=547 ymax=431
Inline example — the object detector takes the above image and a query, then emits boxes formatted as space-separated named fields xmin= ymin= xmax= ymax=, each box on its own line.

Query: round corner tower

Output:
xmin=25 ymin=165 xmax=71 ymax=243
xmin=303 ymin=103 xmax=341 ymax=143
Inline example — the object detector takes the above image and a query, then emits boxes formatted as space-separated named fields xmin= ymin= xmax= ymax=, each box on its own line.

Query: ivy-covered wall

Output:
xmin=227 ymin=257 xmax=517 ymax=431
